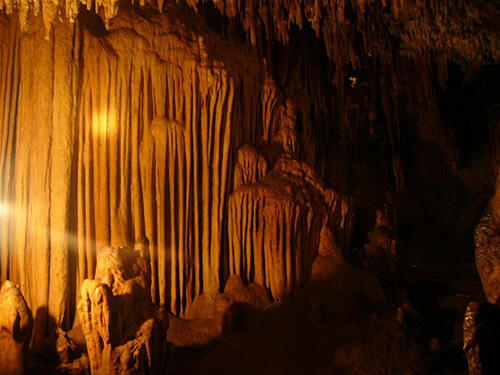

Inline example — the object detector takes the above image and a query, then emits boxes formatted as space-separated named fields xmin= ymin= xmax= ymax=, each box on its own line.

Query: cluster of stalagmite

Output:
xmin=0 ymin=281 xmax=32 ymax=375
xmin=78 ymin=245 xmax=169 ymax=375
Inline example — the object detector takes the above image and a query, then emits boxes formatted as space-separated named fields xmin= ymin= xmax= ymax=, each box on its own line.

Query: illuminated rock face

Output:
xmin=229 ymin=152 xmax=354 ymax=301
xmin=475 ymin=174 xmax=500 ymax=305
xmin=0 ymin=4 xmax=358 ymax=324
xmin=78 ymin=245 xmax=168 ymax=375
xmin=463 ymin=174 xmax=500 ymax=374
xmin=0 ymin=6 xmax=267 ymax=324
xmin=463 ymin=302 xmax=500 ymax=375
xmin=0 ymin=281 xmax=32 ymax=375
xmin=0 ymin=0 xmax=497 ymax=351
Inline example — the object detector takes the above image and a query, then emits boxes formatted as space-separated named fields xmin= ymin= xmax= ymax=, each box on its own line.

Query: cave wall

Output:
xmin=0 ymin=15 xmax=78 ymax=332
xmin=0 ymin=0 xmax=498 ymax=333
xmin=0 ymin=7 xmax=274 ymax=327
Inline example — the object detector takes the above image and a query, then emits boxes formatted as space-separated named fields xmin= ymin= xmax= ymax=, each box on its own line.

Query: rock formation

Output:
xmin=463 ymin=172 xmax=500 ymax=374
xmin=475 ymin=173 xmax=500 ymax=305
xmin=0 ymin=4 xmax=267 ymax=325
xmin=229 ymin=147 xmax=355 ymax=301
xmin=0 ymin=281 xmax=33 ymax=375
xmin=463 ymin=302 xmax=500 ymax=375
xmin=364 ymin=198 xmax=399 ymax=289
xmin=0 ymin=2 xmax=497 ymax=373
xmin=78 ymin=245 xmax=168 ymax=375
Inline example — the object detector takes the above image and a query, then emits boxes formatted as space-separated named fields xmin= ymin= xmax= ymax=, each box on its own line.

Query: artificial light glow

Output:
xmin=0 ymin=201 xmax=11 ymax=218
xmin=92 ymin=109 xmax=117 ymax=138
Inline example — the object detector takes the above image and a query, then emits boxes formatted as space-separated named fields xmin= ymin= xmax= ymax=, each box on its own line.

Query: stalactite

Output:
xmin=233 ymin=145 xmax=267 ymax=190
xmin=0 ymin=6 xmax=271 ymax=328
xmin=72 ymin=9 xmax=263 ymax=315
xmin=0 ymin=1 xmax=496 ymax=69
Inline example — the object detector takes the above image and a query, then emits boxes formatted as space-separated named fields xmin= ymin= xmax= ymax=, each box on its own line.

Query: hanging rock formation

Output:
xmin=1 ymin=1 xmax=497 ymax=70
xmin=0 ymin=4 xmax=268 ymax=328
xmin=74 ymin=9 xmax=260 ymax=316
xmin=0 ymin=281 xmax=33 ymax=375
xmin=78 ymin=245 xmax=168 ymax=375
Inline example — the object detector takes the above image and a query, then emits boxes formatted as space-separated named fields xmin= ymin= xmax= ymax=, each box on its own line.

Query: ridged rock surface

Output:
xmin=0 ymin=0 xmax=498 ymax=339
xmin=0 ymin=5 xmax=268 ymax=325
xmin=229 ymin=153 xmax=354 ymax=301
xmin=475 ymin=174 xmax=500 ymax=305
xmin=78 ymin=245 xmax=168 ymax=375
xmin=0 ymin=281 xmax=32 ymax=375
xmin=464 ymin=173 xmax=500 ymax=374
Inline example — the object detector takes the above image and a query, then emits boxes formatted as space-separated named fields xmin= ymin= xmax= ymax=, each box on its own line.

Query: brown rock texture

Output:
xmin=475 ymin=173 xmax=500 ymax=305
xmin=0 ymin=4 xmax=268 ymax=326
xmin=1 ymin=1 xmax=498 ymax=69
xmin=364 ymin=199 xmax=398 ymax=288
xmin=464 ymin=172 xmax=500 ymax=374
xmin=463 ymin=301 xmax=500 ymax=375
xmin=78 ymin=245 xmax=168 ymax=375
xmin=0 ymin=281 xmax=33 ymax=375
xmin=0 ymin=0 xmax=497 ymax=345
xmin=229 ymin=151 xmax=355 ymax=301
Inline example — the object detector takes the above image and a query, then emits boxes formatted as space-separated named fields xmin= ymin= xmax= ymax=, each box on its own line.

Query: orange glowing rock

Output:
xmin=78 ymin=245 xmax=168 ymax=375
xmin=0 ymin=281 xmax=32 ymax=375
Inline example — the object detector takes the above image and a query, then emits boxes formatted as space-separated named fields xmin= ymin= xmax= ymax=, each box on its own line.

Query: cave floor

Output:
xmin=168 ymin=305 xmax=424 ymax=375
xmin=167 ymin=245 xmax=484 ymax=375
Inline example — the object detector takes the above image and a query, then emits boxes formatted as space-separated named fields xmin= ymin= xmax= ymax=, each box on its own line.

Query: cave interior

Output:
xmin=0 ymin=0 xmax=499 ymax=374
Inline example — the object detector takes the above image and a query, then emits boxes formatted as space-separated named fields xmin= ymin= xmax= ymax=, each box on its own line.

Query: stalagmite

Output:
xmin=364 ymin=199 xmax=398 ymax=288
xmin=0 ymin=281 xmax=33 ymax=375
xmin=72 ymin=10 xmax=264 ymax=315
xmin=78 ymin=245 xmax=168 ymax=375
xmin=229 ymin=149 xmax=355 ymax=301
